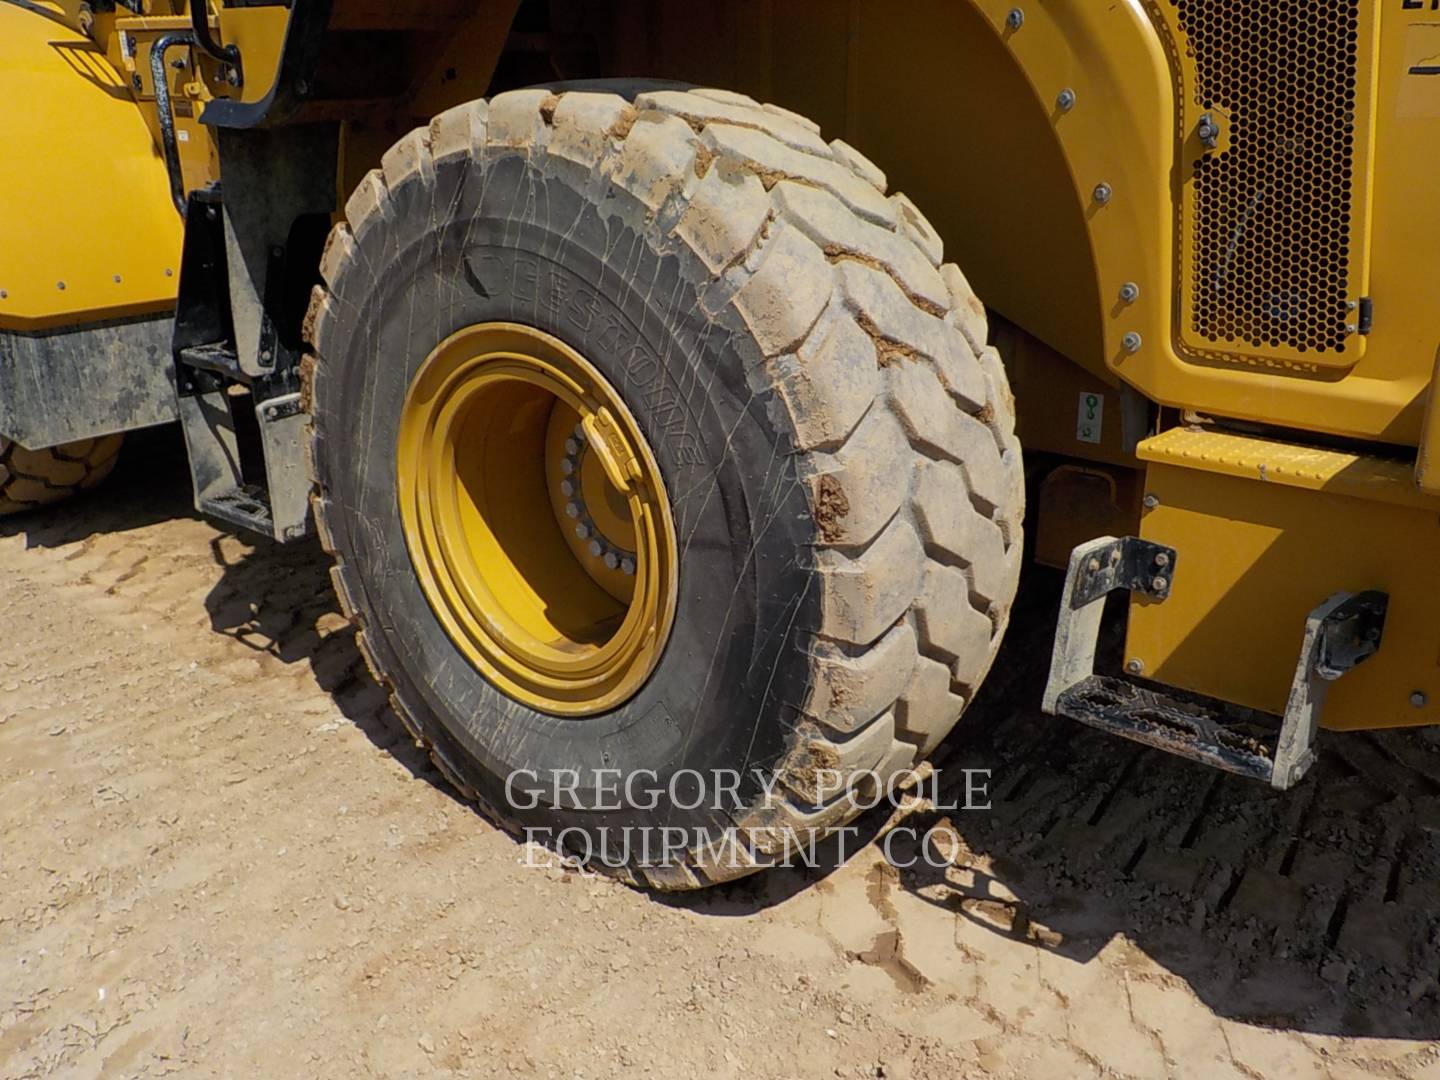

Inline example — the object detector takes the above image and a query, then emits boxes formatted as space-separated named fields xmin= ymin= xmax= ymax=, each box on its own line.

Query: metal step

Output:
xmin=1055 ymin=674 xmax=1277 ymax=783
xmin=198 ymin=485 xmax=274 ymax=536
xmin=177 ymin=343 xmax=245 ymax=381
xmin=1044 ymin=535 xmax=1388 ymax=790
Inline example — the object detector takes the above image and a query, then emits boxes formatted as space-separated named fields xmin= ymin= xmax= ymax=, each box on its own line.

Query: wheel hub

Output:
xmin=396 ymin=323 xmax=678 ymax=717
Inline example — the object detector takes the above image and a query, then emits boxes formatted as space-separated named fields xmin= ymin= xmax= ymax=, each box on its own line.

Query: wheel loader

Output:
xmin=3 ymin=0 xmax=1436 ymax=887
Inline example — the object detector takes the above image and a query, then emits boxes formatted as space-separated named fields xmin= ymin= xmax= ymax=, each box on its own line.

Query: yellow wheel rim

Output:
xmin=397 ymin=323 xmax=679 ymax=716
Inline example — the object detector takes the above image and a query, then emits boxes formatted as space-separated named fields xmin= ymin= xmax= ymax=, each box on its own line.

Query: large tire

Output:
xmin=304 ymin=87 xmax=1024 ymax=889
xmin=0 ymin=434 xmax=122 ymax=516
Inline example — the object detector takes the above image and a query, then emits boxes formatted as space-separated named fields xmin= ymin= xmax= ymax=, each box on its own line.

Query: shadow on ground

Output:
xmin=679 ymin=575 xmax=1440 ymax=1041
xmin=9 ymin=429 xmax=1439 ymax=1040
xmin=0 ymin=425 xmax=197 ymax=548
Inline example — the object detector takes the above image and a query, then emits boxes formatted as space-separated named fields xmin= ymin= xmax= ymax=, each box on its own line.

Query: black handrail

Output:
xmin=148 ymin=32 xmax=194 ymax=215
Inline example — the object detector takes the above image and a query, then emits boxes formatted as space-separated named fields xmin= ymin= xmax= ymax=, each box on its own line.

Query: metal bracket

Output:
xmin=1272 ymin=590 xmax=1388 ymax=789
xmin=1043 ymin=536 xmax=1176 ymax=714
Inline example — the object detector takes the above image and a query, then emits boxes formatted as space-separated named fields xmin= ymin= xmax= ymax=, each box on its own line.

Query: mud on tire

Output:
xmin=304 ymin=87 xmax=1024 ymax=889
xmin=0 ymin=434 xmax=122 ymax=516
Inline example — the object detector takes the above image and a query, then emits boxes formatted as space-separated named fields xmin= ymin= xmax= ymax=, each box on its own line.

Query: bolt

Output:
xmin=560 ymin=480 xmax=575 ymax=497
xmin=1087 ymin=557 xmax=1101 ymax=573
xmin=1109 ymin=548 xmax=1121 ymax=566
xmin=1345 ymin=324 xmax=1358 ymax=334
xmin=0 ymin=290 xmax=8 ymax=300
xmin=564 ymin=438 xmax=579 ymax=456
xmin=621 ymin=558 xmax=636 ymax=576
xmin=1006 ymin=7 xmax=1024 ymax=30
xmin=165 ymin=268 xmax=174 ymax=277
xmin=1154 ymin=552 xmax=1170 ymax=568
xmin=260 ymin=349 xmax=272 ymax=363
xmin=1119 ymin=282 xmax=1140 ymax=304
xmin=561 ymin=458 xmax=576 ymax=476
xmin=588 ymin=540 xmax=603 ymax=558
xmin=1412 ymin=691 xmax=1428 ymax=709
xmin=1057 ymin=88 xmax=1076 ymax=112
xmin=56 ymin=281 xmax=65 ymax=291
xmin=1347 ymin=300 xmax=1359 ymax=311
xmin=565 ymin=502 xmax=581 ymax=519
xmin=573 ymin=424 xmax=587 ymax=442
xmin=575 ymin=523 xmax=590 ymax=540
xmin=1126 ymin=658 xmax=1145 ymax=675
xmin=225 ymin=67 xmax=240 ymax=87
xmin=1152 ymin=576 xmax=1169 ymax=592
xmin=132 ymin=73 xmax=142 ymax=91
xmin=1122 ymin=331 xmax=1143 ymax=353
xmin=1093 ymin=182 xmax=1113 ymax=205
xmin=604 ymin=552 xmax=619 ymax=570
xmin=113 ymin=274 xmax=122 ymax=283
xmin=1143 ymin=494 xmax=1160 ymax=510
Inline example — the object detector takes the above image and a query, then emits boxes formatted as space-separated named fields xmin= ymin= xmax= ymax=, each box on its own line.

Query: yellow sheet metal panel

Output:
xmin=941 ymin=1 xmax=1437 ymax=444
xmin=1129 ymin=428 xmax=1440 ymax=731
xmin=0 ymin=3 xmax=180 ymax=330
xmin=211 ymin=6 xmax=290 ymax=110
xmin=1138 ymin=426 xmax=1436 ymax=511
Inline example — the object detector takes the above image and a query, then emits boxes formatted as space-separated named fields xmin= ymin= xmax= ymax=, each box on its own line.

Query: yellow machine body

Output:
xmin=14 ymin=0 xmax=1440 ymax=732
xmin=1131 ymin=428 xmax=1440 ymax=730
xmin=0 ymin=2 xmax=182 ymax=330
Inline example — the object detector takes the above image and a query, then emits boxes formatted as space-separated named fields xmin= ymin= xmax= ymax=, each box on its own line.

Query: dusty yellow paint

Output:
xmin=741 ymin=2 xmax=1438 ymax=445
xmin=210 ymin=6 xmax=291 ymax=111
xmin=396 ymin=324 xmax=679 ymax=717
xmin=1130 ymin=428 xmax=1440 ymax=731
xmin=0 ymin=2 xmax=181 ymax=329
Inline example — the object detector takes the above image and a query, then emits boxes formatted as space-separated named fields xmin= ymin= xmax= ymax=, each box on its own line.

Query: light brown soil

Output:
xmin=3 ymin=429 xmax=1439 ymax=1079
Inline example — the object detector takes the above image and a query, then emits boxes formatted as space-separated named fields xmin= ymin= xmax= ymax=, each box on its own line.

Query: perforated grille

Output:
xmin=1171 ymin=0 xmax=1361 ymax=357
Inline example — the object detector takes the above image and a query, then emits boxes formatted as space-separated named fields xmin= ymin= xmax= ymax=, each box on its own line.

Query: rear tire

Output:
xmin=0 ymin=434 xmax=122 ymax=516
xmin=305 ymin=87 xmax=1023 ymax=888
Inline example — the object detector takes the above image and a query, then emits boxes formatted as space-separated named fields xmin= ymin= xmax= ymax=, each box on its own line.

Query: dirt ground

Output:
xmin=4 ymin=428 xmax=1440 ymax=1079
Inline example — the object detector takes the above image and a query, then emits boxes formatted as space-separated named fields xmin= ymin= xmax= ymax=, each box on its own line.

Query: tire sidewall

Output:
xmin=317 ymin=153 xmax=819 ymax=844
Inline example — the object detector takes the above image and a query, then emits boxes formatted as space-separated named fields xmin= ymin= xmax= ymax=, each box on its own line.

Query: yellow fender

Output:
xmin=0 ymin=2 xmax=181 ymax=331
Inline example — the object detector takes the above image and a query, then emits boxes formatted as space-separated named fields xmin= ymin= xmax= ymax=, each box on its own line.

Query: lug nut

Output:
xmin=573 ymin=424 xmax=586 ymax=442
xmin=561 ymin=458 xmax=576 ymax=476
xmin=565 ymin=438 xmax=579 ymax=455
xmin=604 ymin=552 xmax=619 ymax=570
xmin=621 ymin=558 xmax=636 ymax=576
xmin=565 ymin=502 xmax=581 ymax=519
xmin=560 ymin=480 xmax=575 ymax=497
xmin=1412 ymin=691 xmax=1428 ymax=709
xmin=575 ymin=523 xmax=590 ymax=540
xmin=588 ymin=540 xmax=603 ymax=558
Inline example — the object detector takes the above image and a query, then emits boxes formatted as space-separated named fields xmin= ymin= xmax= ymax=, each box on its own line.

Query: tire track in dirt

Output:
xmin=2 ymin=429 xmax=1438 ymax=1078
